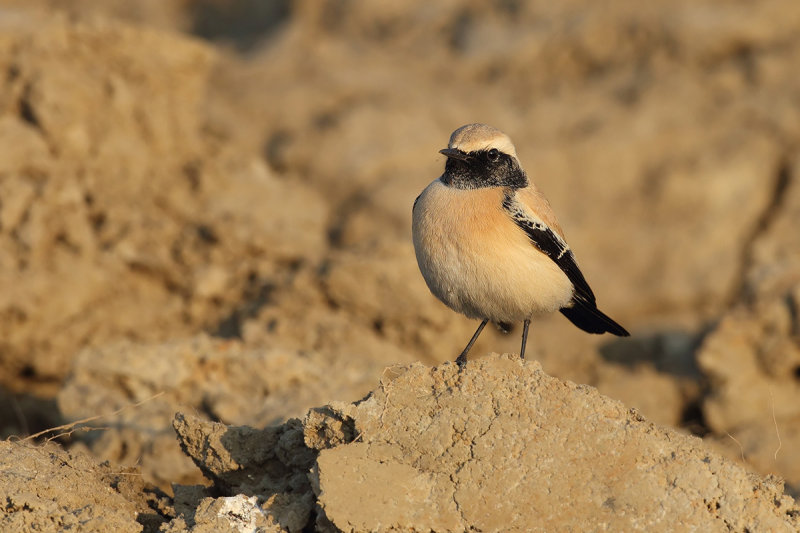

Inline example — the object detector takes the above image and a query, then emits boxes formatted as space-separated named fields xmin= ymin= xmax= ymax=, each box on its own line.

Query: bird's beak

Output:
xmin=439 ymin=148 xmax=470 ymax=161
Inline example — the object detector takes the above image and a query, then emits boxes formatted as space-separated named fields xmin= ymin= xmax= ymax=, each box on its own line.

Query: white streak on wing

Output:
xmin=504 ymin=192 xmax=570 ymax=253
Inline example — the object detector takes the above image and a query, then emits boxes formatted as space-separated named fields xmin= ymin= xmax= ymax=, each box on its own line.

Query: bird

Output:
xmin=412 ymin=123 xmax=629 ymax=366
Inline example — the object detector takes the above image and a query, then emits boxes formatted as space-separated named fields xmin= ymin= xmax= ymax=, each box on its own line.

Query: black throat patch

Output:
xmin=441 ymin=149 xmax=528 ymax=190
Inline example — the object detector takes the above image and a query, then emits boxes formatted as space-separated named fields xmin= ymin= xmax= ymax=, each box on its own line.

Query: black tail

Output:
xmin=560 ymin=299 xmax=629 ymax=337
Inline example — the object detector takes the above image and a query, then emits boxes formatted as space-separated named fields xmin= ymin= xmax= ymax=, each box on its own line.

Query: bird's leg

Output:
xmin=456 ymin=319 xmax=489 ymax=368
xmin=520 ymin=319 xmax=531 ymax=359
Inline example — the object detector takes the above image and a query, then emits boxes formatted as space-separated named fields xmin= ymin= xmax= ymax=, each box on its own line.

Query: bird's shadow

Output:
xmin=597 ymin=324 xmax=717 ymax=380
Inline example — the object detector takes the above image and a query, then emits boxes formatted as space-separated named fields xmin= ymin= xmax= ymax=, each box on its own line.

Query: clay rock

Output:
xmin=57 ymin=335 xmax=401 ymax=489
xmin=307 ymin=356 xmax=798 ymax=532
xmin=171 ymin=413 xmax=315 ymax=532
xmin=0 ymin=441 xmax=144 ymax=532
xmin=746 ymin=156 xmax=800 ymax=299
xmin=698 ymin=287 xmax=800 ymax=494
xmin=0 ymin=13 xmax=214 ymax=385
xmin=320 ymin=242 xmax=481 ymax=362
xmin=177 ymin=495 xmax=276 ymax=533
xmin=169 ymin=356 xmax=798 ymax=531
xmin=0 ymin=12 xmax=330 ymax=388
xmin=696 ymin=154 xmax=800 ymax=494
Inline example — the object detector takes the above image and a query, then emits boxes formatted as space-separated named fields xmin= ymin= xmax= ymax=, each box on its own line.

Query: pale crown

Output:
xmin=448 ymin=123 xmax=519 ymax=161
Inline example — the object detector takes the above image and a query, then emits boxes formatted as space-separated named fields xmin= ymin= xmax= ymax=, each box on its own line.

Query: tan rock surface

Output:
xmin=312 ymin=357 xmax=799 ymax=532
xmin=57 ymin=334 xmax=413 ymax=489
xmin=166 ymin=357 xmax=799 ymax=532
xmin=0 ymin=441 xmax=148 ymax=532
xmin=695 ymin=155 xmax=800 ymax=495
xmin=172 ymin=413 xmax=315 ymax=532
xmin=746 ymin=156 xmax=800 ymax=300
xmin=698 ymin=288 xmax=800 ymax=496
xmin=0 ymin=12 xmax=329 ymax=392
xmin=4 ymin=355 xmax=799 ymax=532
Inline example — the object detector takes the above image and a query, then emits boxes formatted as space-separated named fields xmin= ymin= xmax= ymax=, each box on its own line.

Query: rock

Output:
xmin=0 ymin=440 xmax=146 ymax=532
xmin=159 ymin=494 xmax=281 ymax=533
xmin=307 ymin=357 xmax=798 ymax=531
xmin=236 ymin=261 xmax=417 ymax=368
xmin=593 ymin=362 xmax=685 ymax=428
xmin=169 ymin=356 xmax=798 ymax=532
xmin=0 ymin=13 xmax=329 ymax=390
xmin=0 ymin=13 xmax=214 ymax=386
xmin=695 ymin=155 xmax=800 ymax=495
xmin=321 ymin=242 xmax=481 ymax=362
xmin=189 ymin=495 xmax=275 ymax=533
xmin=698 ymin=288 xmax=800 ymax=495
xmin=57 ymin=334 xmax=409 ymax=489
xmin=171 ymin=413 xmax=315 ymax=532
xmin=746 ymin=156 xmax=800 ymax=300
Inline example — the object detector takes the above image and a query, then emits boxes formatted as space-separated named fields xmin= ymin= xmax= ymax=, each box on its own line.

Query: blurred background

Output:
xmin=0 ymin=0 xmax=798 ymax=495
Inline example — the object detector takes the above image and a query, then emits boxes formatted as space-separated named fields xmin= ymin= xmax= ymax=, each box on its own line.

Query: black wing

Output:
xmin=502 ymin=192 xmax=595 ymax=304
xmin=502 ymin=191 xmax=629 ymax=337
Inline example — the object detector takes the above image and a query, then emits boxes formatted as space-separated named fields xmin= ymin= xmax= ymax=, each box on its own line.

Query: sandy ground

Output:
xmin=1 ymin=1 xmax=800 ymax=531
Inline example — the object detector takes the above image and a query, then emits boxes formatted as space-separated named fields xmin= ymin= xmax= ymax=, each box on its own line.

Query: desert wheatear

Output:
xmin=412 ymin=123 xmax=629 ymax=366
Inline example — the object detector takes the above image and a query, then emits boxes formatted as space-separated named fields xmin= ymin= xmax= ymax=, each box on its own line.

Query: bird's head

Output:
xmin=439 ymin=124 xmax=528 ymax=190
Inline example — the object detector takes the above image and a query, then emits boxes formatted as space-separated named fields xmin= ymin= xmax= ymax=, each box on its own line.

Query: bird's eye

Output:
xmin=487 ymin=148 xmax=500 ymax=162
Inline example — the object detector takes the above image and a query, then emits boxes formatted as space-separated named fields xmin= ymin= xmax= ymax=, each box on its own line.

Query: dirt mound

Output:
xmin=695 ymin=155 xmax=800 ymax=495
xmin=0 ymin=440 xmax=153 ymax=532
xmin=163 ymin=357 xmax=799 ymax=531
xmin=56 ymin=334 xmax=413 ymax=489
xmin=15 ymin=357 xmax=795 ymax=531
xmin=0 ymin=12 xmax=328 ymax=393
